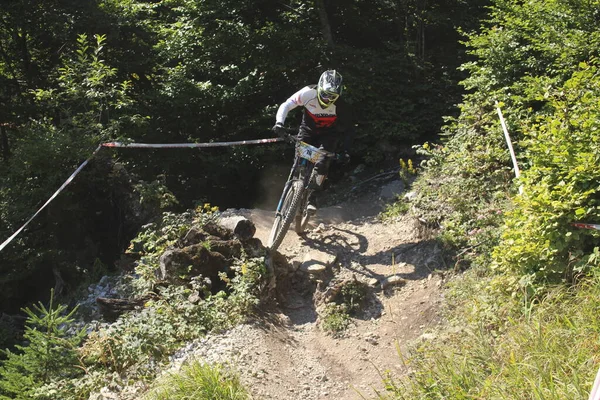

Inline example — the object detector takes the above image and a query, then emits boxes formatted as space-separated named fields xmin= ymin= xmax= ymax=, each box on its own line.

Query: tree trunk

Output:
xmin=1 ymin=125 xmax=10 ymax=163
xmin=416 ymin=0 xmax=426 ymax=60
xmin=14 ymin=26 xmax=32 ymax=84
xmin=218 ymin=216 xmax=256 ymax=241
xmin=396 ymin=0 xmax=408 ymax=48
xmin=316 ymin=0 xmax=335 ymax=49
xmin=96 ymin=294 xmax=154 ymax=322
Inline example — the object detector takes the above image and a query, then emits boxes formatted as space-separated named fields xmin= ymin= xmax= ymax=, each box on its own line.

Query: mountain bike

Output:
xmin=267 ymin=133 xmax=338 ymax=251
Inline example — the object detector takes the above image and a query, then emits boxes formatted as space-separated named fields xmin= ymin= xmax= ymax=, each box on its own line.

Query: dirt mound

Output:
xmin=185 ymin=178 xmax=448 ymax=399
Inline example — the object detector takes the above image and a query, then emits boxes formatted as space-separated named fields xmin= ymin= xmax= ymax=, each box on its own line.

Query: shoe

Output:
xmin=307 ymin=203 xmax=317 ymax=215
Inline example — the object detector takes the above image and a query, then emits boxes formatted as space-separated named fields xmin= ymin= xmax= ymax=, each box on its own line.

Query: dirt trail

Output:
xmin=199 ymin=179 xmax=447 ymax=400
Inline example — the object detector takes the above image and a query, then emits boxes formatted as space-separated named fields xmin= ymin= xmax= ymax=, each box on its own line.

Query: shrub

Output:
xmin=143 ymin=360 xmax=250 ymax=400
xmin=493 ymin=63 xmax=600 ymax=289
xmin=0 ymin=290 xmax=85 ymax=400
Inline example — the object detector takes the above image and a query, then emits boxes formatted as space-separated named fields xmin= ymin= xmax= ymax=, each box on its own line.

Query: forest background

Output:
xmin=0 ymin=0 xmax=488 ymax=313
xmin=3 ymin=0 xmax=600 ymax=398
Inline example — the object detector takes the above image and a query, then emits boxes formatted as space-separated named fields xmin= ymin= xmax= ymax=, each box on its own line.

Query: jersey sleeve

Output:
xmin=275 ymin=86 xmax=312 ymax=125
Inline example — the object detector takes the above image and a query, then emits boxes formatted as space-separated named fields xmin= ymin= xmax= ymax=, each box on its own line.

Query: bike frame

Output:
xmin=274 ymin=141 xmax=326 ymax=216
xmin=267 ymin=135 xmax=336 ymax=250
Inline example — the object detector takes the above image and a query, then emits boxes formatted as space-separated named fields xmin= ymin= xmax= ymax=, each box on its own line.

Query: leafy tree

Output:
xmin=0 ymin=33 xmax=138 ymax=313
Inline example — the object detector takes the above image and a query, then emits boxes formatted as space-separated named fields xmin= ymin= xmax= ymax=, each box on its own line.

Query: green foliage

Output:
xmin=381 ymin=275 xmax=600 ymax=399
xmin=380 ymin=200 xmax=410 ymax=221
xmin=320 ymin=304 xmax=351 ymax=334
xmin=143 ymin=360 xmax=250 ymax=400
xmin=382 ymin=0 xmax=600 ymax=397
xmin=76 ymin=255 xmax=266 ymax=391
xmin=493 ymin=62 xmax=600 ymax=287
xmin=134 ymin=177 xmax=179 ymax=212
xmin=128 ymin=208 xmax=218 ymax=291
xmin=0 ymin=290 xmax=85 ymax=400
xmin=396 ymin=0 xmax=600 ymax=274
xmin=407 ymin=129 xmax=511 ymax=268
xmin=398 ymin=158 xmax=417 ymax=185
xmin=338 ymin=279 xmax=368 ymax=315
xmin=72 ymin=210 xmax=266 ymax=395
xmin=0 ymin=30 xmax=145 ymax=314
xmin=320 ymin=279 xmax=368 ymax=335
xmin=32 ymin=33 xmax=135 ymax=144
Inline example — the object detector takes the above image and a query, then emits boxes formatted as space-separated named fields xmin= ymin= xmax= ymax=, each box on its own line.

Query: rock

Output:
xmin=209 ymin=239 xmax=243 ymax=260
xmin=157 ymin=245 xmax=229 ymax=290
xmin=180 ymin=227 xmax=209 ymax=246
xmin=299 ymin=251 xmax=337 ymax=275
xmin=380 ymin=180 xmax=405 ymax=200
xmin=218 ymin=216 xmax=256 ymax=241
xmin=381 ymin=274 xmax=406 ymax=289
xmin=240 ymin=238 xmax=266 ymax=257
xmin=367 ymin=278 xmax=380 ymax=288
xmin=404 ymin=191 xmax=417 ymax=201
xmin=202 ymin=221 xmax=234 ymax=240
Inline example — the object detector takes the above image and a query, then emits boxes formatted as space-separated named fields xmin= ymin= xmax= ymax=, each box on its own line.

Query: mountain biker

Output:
xmin=272 ymin=69 xmax=353 ymax=214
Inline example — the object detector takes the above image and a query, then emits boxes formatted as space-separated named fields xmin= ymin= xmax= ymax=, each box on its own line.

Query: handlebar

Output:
xmin=278 ymin=128 xmax=337 ymax=159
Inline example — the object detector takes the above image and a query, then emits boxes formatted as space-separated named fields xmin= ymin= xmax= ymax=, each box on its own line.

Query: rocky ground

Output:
xmin=84 ymin=172 xmax=448 ymax=400
xmin=163 ymin=175 xmax=448 ymax=400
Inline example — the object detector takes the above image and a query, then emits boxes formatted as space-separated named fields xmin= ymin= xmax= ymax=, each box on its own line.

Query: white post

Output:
xmin=495 ymin=101 xmax=523 ymax=194
xmin=589 ymin=365 xmax=600 ymax=400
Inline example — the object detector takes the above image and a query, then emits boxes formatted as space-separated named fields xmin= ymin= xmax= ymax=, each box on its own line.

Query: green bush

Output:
xmin=493 ymin=63 xmax=600 ymax=289
xmin=143 ymin=360 xmax=250 ymax=400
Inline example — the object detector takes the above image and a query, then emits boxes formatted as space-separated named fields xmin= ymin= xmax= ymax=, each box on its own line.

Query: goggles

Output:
xmin=320 ymin=91 xmax=339 ymax=104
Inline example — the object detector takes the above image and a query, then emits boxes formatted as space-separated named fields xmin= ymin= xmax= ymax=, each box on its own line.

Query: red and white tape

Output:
xmin=0 ymin=137 xmax=283 ymax=252
xmin=102 ymin=138 xmax=282 ymax=149
xmin=571 ymin=222 xmax=600 ymax=231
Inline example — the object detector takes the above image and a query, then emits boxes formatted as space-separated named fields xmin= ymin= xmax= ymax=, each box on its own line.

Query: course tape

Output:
xmin=0 ymin=137 xmax=283 ymax=252
xmin=571 ymin=222 xmax=600 ymax=231
xmin=102 ymin=137 xmax=282 ymax=148
xmin=0 ymin=145 xmax=103 ymax=252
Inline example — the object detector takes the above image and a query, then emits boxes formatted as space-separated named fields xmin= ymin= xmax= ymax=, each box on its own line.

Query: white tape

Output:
xmin=0 ymin=145 xmax=103 ymax=252
xmin=102 ymin=137 xmax=283 ymax=148
xmin=0 ymin=137 xmax=284 ymax=252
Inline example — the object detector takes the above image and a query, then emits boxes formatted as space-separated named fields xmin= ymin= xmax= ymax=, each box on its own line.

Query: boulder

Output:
xmin=157 ymin=244 xmax=229 ymax=290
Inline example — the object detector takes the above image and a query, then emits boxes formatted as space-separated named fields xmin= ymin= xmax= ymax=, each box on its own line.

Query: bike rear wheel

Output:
xmin=267 ymin=180 xmax=304 ymax=251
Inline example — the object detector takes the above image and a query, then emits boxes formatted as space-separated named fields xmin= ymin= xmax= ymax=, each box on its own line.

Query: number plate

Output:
xmin=295 ymin=142 xmax=326 ymax=164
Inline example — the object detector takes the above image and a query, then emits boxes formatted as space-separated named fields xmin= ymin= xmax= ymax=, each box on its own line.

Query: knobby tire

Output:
xmin=267 ymin=180 xmax=304 ymax=251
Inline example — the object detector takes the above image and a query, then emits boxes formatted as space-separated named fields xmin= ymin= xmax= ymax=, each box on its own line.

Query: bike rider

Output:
xmin=272 ymin=69 xmax=353 ymax=214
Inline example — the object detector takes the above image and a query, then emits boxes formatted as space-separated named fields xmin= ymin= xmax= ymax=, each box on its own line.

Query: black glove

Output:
xmin=272 ymin=122 xmax=286 ymax=138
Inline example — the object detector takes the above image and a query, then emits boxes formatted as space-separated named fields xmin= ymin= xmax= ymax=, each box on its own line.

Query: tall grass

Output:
xmin=143 ymin=360 xmax=250 ymax=400
xmin=381 ymin=273 xmax=600 ymax=399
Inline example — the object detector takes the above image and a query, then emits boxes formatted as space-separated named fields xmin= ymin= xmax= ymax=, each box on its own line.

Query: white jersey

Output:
xmin=276 ymin=85 xmax=340 ymax=133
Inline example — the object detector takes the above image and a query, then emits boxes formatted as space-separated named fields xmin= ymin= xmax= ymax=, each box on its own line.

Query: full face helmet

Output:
xmin=317 ymin=70 xmax=343 ymax=108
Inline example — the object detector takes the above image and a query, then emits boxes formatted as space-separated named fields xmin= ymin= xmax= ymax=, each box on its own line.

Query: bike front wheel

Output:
xmin=267 ymin=180 xmax=304 ymax=251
